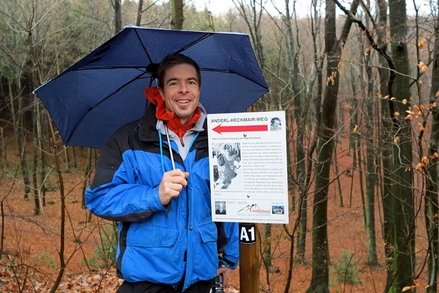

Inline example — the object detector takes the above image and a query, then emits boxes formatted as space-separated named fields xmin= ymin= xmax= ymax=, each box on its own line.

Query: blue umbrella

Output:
xmin=34 ymin=26 xmax=269 ymax=148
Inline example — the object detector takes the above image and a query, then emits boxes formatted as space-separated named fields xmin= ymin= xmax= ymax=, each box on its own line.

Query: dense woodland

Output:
xmin=1 ymin=0 xmax=439 ymax=292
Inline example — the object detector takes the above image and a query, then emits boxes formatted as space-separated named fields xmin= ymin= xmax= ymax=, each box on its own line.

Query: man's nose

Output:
xmin=179 ymin=83 xmax=188 ymax=93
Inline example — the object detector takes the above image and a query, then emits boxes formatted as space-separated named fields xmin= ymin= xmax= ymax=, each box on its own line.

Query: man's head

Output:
xmin=157 ymin=54 xmax=202 ymax=125
xmin=157 ymin=54 xmax=201 ymax=88
xmin=217 ymin=153 xmax=226 ymax=166
xmin=271 ymin=117 xmax=281 ymax=130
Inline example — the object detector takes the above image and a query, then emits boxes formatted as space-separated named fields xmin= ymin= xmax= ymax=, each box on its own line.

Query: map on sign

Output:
xmin=208 ymin=111 xmax=289 ymax=224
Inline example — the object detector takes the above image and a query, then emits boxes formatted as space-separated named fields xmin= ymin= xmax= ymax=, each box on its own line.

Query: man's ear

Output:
xmin=158 ymin=88 xmax=165 ymax=99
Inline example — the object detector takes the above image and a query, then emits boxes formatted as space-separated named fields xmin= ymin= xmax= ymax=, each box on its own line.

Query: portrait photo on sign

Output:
xmin=215 ymin=201 xmax=227 ymax=215
xmin=270 ymin=117 xmax=282 ymax=131
xmin=211 ymin=143 xmax=242 ymax=189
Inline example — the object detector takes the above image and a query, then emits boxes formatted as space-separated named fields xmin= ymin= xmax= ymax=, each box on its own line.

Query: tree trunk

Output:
xmin=82 ymin=148 xmax=93 ymax=209
xmin=363 ymin=16 xmax=378 ymax=265
xmin=387 ymin=0 xmax=415 ymax=291
xmin=363 ymin=82 xmax=379 ymax=265
xmin=136 ymin=0 xmax=143 ymax=26
xmin=171 ymin=0 xmax=184 ymax=30
xmin=425 ymin=1 xmax=439 ymax=291
xmin=114 ymin=0 xmax=122 ymax=33
xmin=297 ymin=0 xmax=323 ymax=263
xmin=8 ymin=81 xmax=31 ymax=200
xmin=372 ymin=0 xmax=396 ymax=289
xmin=284 ymin=0 xmax=308 ymax=263
xmin=307 ymin=0 xmax=338 ymax=290
xmin=306 ymin=0 xmax=359 ymax=291
xmin=32 ymin=108 xmax=41 ymax=215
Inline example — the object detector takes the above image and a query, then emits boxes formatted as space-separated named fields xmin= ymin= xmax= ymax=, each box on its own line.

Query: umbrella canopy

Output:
xmin=34 ymin=26 xmax=269 ymax=148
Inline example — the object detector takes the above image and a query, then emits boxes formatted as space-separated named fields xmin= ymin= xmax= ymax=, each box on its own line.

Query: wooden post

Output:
xmin=239 ymin=223 xmax=260 ymax=293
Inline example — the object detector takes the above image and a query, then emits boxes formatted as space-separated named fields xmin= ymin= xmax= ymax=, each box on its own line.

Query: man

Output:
xmin=215 ymin=153 xmax=236 ymax=189
xmin=85 ymin=54 xmax=239 ymax=293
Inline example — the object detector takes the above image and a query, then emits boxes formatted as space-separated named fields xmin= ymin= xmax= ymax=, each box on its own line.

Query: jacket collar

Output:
xmin=137 ymin=103 xmax=161 ymax=142
xmin=137 ymin=103 xmax=208 ymax=143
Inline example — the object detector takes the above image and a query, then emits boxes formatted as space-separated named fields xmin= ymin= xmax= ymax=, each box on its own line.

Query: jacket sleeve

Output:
xmin=221 ymin=222 xmax=240 ymax=269
xmin=85 ymin=130 xmax=166 ymax=222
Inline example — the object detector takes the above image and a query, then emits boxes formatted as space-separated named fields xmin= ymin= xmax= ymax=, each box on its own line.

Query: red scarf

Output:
xmin=144 ymin=87 xmax=201 ymax=140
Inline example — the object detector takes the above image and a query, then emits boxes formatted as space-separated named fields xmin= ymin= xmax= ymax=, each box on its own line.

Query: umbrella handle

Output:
xmin=165 ymin=126 xmax=175 ymax=217
xmin=166 ymin=127 xmax=176 ymax=170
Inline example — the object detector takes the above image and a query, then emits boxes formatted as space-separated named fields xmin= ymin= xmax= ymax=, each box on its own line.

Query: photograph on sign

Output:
xmin=207 ymin=111 xmax=289 ymax=224
xmin=212 ymin=142 xmax=241 ymax=189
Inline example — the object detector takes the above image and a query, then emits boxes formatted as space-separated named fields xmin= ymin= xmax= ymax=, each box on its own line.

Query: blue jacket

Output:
xmin=85 ymin=104 xmax=239 ymax=290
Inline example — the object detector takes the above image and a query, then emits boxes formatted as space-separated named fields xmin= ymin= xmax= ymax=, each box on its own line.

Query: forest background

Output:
xmin=1 ymin=0 xmax=439 ymax=292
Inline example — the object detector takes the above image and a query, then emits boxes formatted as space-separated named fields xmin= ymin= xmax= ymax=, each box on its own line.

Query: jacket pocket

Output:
xmin=127 ymin=227 xmax=178 ymax=247
xmin=193 ymin=222 xmax=218 ymax=279
xmin=197 ymin=222 xmax=218 ymax=244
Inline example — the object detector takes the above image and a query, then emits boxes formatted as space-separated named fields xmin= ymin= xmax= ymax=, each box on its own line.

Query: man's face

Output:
xmin=217 ymin=154 xmax=226 ymax=166
xmin=159 ymin=63 xmax=200 ymax=125
xmin=272 ymin=119 xmax=281 ymax=130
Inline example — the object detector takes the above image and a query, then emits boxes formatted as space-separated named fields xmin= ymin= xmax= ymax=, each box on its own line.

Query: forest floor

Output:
xmin=0 ymin=135 xmax=431 ymax=293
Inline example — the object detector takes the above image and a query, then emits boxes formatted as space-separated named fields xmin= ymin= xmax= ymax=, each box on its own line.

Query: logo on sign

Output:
xmin=238 ymin=203 xmax=271 ymax=214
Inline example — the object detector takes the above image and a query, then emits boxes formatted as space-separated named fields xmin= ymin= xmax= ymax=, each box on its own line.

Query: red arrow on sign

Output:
xmin=212 ymin=124 xmax=268 ymax=134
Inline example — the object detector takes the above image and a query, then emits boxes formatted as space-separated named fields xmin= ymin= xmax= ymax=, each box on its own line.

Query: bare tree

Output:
xmin=361 ymin=1 xmax=379 ymax=266
xmin=109 ymin=0 xmax=122 ymax=33
xmin=306 ymin=0 xmax=359 ymax=291
xmin=171 ymin=0 xmax=184 ymax=29
xmin=383 ymin=0 xmax=416 ymax=290
xmin=374 ymin=0 xmax=396 ymax=288
xmin=425 ymin=0 xmax=439 ymax=291
xmin=295 ymin=0 xmax=323 ymax=265
xmin=0 ymin=1 xmax=32 ymax=200
xmin=136 ymin=0 xmax=144 ymax=26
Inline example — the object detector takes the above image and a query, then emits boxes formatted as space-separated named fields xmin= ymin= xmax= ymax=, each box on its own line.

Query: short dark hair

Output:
xmin=271 ymin=117 xmax=281 ymax=124
xmin=157 ymin=54 xmax=201 ymax=88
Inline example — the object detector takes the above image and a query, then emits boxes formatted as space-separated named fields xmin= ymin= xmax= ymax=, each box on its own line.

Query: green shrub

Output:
xmin=33 ymin=251 xmax=55 ymax=268
xmin=333 ymin=249 xmax=360 ymax=285
xmin=87 ymin=223 xmax=117 ymax=269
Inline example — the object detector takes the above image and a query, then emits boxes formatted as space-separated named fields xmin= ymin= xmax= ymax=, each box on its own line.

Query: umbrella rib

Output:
xmin=174 ymin=33 xmax=214 ymax=55
xmin=77 ymin=66 xmax=234 ymax=73
xmin=200 ymin=68 xmax=232 ymax=73
xmin=134 ymin=29 xmax=154 ymax=68
xmin=92 ymin=72 xmax=147 ymax=110
xmin=78 ymin=66 xmax=149 ymax=70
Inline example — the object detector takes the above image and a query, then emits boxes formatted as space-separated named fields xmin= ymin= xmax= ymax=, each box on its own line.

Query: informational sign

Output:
xmin=208 ymin=111 xmax=288 ymax=224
